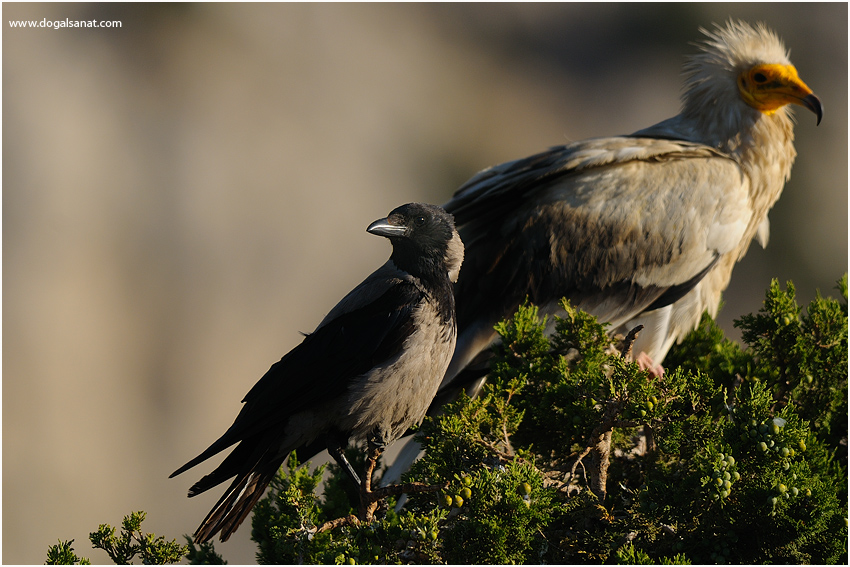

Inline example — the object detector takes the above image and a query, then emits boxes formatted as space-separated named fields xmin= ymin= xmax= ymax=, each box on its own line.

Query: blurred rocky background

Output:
xmin=3 ymin=3 xmax=846 ymax=563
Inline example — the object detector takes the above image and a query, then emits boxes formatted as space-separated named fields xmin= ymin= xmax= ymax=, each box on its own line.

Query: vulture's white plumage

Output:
xmin=445 ymin=20 xmax=822 ymax=380
xmin=385 ymin=21 xmax=822 ymax=485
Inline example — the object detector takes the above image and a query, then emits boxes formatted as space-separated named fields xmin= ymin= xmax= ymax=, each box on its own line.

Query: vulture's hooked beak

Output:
xmin=801 ymin=93 xmax=823 ymax=126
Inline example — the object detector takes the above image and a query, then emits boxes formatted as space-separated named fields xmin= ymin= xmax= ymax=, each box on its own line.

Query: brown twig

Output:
xmin=567 ymin=398 xmax=622 ymax=500
xmin=589 ymin=428 xmax=613 ymax=498
xmin=621 ymin=324 xmax=644 ymax=359
xmin=477 ymin=437 xmax=517 ymax=462
xmin=316 ymin=514 xmax=360 ymax=533
xmin=319 ymin=445 xmax=447 ymax=533
xmin=501 ymin=420 xmax=515 ymax=457
xmin=569 ymin=446 xmax=593 ymax=483
xmin=358 ymin=445 xmax=382 ymax=522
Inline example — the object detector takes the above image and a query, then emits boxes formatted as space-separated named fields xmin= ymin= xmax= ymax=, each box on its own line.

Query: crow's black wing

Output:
xmin=170 ymin=280 xmax=423 ymax=478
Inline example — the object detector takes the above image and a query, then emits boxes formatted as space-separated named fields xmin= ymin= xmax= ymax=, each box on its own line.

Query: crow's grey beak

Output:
xmin=367 ymin=217 xmax=407 ymax=237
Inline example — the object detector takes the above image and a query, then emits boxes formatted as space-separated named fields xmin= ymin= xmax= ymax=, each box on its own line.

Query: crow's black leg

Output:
xmin=326 ymin=436 xmax=361 ymax=486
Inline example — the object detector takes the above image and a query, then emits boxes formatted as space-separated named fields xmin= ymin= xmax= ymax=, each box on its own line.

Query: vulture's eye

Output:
xmin=753 ymin=72 xmax=767 ymax=83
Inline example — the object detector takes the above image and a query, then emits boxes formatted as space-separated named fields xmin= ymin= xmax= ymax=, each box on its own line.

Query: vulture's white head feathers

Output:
xmin=689 ymin=20 xmax=790 ymax=75
xmin=653 ymin=20 xmax=821 ymax=153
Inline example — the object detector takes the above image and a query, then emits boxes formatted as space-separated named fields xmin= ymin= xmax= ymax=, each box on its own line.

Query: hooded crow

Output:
xmin=171 ymin=202 xmax=463 ymax=543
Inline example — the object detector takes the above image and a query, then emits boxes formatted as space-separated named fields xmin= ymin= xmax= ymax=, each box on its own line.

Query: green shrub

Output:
xmin=49 ymin=276 xmax=847 ymax=564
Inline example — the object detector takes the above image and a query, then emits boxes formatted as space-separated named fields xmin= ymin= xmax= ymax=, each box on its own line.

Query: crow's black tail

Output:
xmin=192 ymin=460 xmax=282 ymax=543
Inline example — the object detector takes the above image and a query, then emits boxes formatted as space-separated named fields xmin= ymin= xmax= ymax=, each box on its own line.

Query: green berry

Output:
xmin=758 ymin=442 xmax=768 ymax=452
xmin=791 ymin=487 xmax=799 ymax=497
xmin=520 ymin=482 xmax=532 ymax=495
xmin=771 ymin=422 xmax=781 ymax=435
xmin=443 ymin=494 xmax=453 ymax=507
xmin=429 ymin=530 xmax=439 ymax=541
xmin=732 ymin=471 xmax=741 ymax=481
xmin=777 ymin=484 xmax=787 ymax=494
xmin=726 ymin=455 xmax=735 ymax=466
xmin=461 ymin=487 xmax=472 ymax=500
xmin=798 ymin=440 xmax=807 ymax=452
xmin=453 ymin=495 xmax=464 ymax=508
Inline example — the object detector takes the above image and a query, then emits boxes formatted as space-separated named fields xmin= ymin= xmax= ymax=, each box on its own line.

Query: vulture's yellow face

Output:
xmin=737 ymin=63 xmax=822 ymax=123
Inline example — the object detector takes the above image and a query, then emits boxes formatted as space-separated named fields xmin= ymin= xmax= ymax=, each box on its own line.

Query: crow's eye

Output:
xmin=414 ymin=216 xmax=426 ymax=227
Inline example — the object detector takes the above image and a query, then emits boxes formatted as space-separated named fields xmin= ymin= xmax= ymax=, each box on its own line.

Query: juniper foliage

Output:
xmin=45 ymin=540 xmax=91 ymax=565
xmin=249 ymin=276 xmax=847 ymax=564
xmin=46 ymin=511 xmax=187 ymax=565
xmin=47 ymin=277 xmax=848 ymax=564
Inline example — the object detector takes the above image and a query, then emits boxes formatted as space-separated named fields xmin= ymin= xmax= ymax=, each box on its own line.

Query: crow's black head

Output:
xmin=368 ymin=203 xmax=464 ymax=283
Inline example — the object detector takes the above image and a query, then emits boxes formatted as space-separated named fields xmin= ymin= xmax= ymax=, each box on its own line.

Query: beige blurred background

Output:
xmin=3 ymin=3 xmax=846 ymax=564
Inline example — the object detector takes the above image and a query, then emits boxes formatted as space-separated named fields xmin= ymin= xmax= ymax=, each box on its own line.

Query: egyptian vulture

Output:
xmin=432 ymin=20 xmax=822 ymax=400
